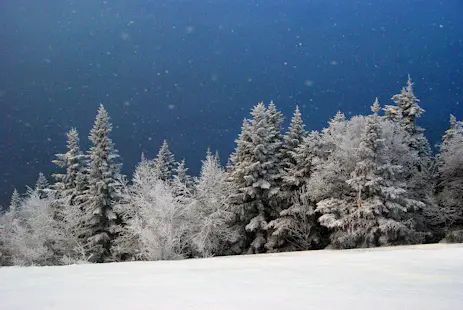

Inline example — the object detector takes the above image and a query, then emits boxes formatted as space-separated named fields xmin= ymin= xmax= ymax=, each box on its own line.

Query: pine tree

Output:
xmin=289 ymin=131 xmax=324 ymax=187
xmin=172 ymin=159 xmax=193 ymax=194
xmin=9 ymin=189 xmax=21 ymax=213
xmin=384 ymin=77 xmax=434 ymax=237
xmin=436 ymin=115 xmax=463 ymax=241
xmin=52 ymin=128 xmax=88 ymax=206
xmin=317 ymin=101 xmax=423 ymax=248
xmin=280 ymin=106 xmax=307 ymax=187
xmin=80 ymin=105 xmax=123 ymax=263
xmin=228 ymin=102 xmax=283 ymax=253
xmin=263 ymin=101 xmax=284 ymax=216
xmin=266 ymin=130 xmax=326 ymax=252
xmin=154 ymin=140 xmax=177 ymax=183
xmin=321 ymin=110 xmax=348 ymax=157
xmin=327 ymin=110 xmax=346 ymax=131
xmin=384 ymin=75 xmax=430 ymax=157
xmin=442 ymin=114 xmax=462 ymax=144
xmin=385 ymin=76 xmax=423 ymax=131
xmin=35 ymin=172 xmax=49 ymax=198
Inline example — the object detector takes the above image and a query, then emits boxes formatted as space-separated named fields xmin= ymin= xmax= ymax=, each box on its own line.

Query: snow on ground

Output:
xmin=1 ymin=244 xmax=462 ymax=310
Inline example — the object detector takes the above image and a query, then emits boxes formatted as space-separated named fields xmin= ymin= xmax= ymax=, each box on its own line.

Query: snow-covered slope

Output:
xmin=1 ymin=244 xmax=462 ymax=310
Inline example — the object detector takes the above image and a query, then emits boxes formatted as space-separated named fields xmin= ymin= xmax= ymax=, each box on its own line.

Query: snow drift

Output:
xmin=1 ymin=244 xmax=462 ymax=310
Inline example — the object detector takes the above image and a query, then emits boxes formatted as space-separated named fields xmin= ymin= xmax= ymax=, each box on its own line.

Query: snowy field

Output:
xmin=1 ymin=244 xmax=462 ymax=310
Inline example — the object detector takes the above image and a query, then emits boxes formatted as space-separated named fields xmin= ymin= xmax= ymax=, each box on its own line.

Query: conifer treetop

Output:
xmin=35 ymin=172 xmax=49 ymax=190
xmin=371 ymin=98 xmax=381 ymax=115
xmin=9 ymin=189 xmax=21 ymax=213
xmin=154 ymin=140 xmax=177 ymax=182
xmin=384 ymin=75 xmax=424 ymax=132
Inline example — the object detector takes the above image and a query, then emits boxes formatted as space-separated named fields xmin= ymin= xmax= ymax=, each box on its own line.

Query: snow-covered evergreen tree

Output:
xmin=35 ymin=172 xmax=49 ymax=199
xmin=227 ymin=102 xmax=283 ymax=253
xmin=174 ymin=159 xmax=189 ymax=185
xmin=9 ymin=189 xmax=21 ymax=213
xmin=80 ymin=105 xmax=123 ymax=263
xmin=327 ymin=110 xmax=346 ymax=131
xmin=263 ymin=102 xmax=284 ymax=212
xmin=154 ymin=140 xmax=177 ymax=183
xmin=383 ymin=77 xmax=435 ymax=236
xmin=442 ymin=115 xmax=462 ymax=143
xmin=265 ymin=108 xmax=323 ymax=252
xmin=266 ymin=129 xmax=327 ymax=252
xmin=266 ymin=186 xmax=325 ymax=251
xmin=316 ymin=101 xmax=423 ymax=248
xmin=289 ymin=131 xmax=324 ymax=187
xmin=52 ymin=128 xmax=88 ymax=207
xmin=171 ymin=159 xmax=194 ymax=198
xmin=280 ymin=106 xmax=307 ymax=189
xmin=383 ymin=76 xmax=431 ymax=159
xmin=0 ymin=214 xmax=9 ymax=265
xmin=436 ymin=115 xmax=463 ymax=241
xmin=190 ymin=150 xmax=240 ymax=257
xmin=1 ymin=189 xmax=23 ymax=265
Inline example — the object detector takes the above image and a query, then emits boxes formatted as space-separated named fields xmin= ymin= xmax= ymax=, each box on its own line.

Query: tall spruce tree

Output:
xmin=9 ymin=189 xmax=21 ymax=213
xmin=264 ymin=102 xmax=285 ymax=219
xmin=154 ymin=140 xmax=177 ymax=183
xmin=52 ymin=128 xmax=87 ymax=206
xmin=280 ymin=106 xmax=307 ymax=188
xmin=80 ymin=105 xmax=122 ymax=262
xmin=384 ymin=75 xmax=431 ymax=158
xmin=172 ymin=159 xmax=193 ymax=193
xmin=228 ymin=102 xmax=283 ymax=253
xmin=266 ymin=130 xmax=326 ymax=252
xmin=35 ymin=173 xmax=49 ymax=199
xmin=384 ymin=77 xmax=435 ymax=236
xmin=317 ymin=100 xmax=423 ymax=248
xmin=436 ymin=115 xmax=463 ymax=240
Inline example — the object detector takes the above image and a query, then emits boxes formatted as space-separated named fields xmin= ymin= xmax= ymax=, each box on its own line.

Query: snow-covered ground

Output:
xmin=1 ymin=244 xmax=462 ymax=310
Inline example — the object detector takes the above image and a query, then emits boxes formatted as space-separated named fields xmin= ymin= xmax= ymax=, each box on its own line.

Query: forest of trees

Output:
xmin=1 ymin=77 xmax=462 ymax=266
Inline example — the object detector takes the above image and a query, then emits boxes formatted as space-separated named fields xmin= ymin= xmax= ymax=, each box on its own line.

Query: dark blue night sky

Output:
xmin=0 ymin=0 xmax=462 ymax=208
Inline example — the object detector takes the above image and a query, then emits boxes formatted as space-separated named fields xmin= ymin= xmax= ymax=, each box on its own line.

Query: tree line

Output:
xmin=1 ymin=76 xmax=462 ymax=266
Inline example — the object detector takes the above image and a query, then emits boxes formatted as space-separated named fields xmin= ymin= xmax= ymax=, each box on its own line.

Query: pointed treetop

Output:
xmin=287 ymin=105 xmax=306 ymax=134
xmin=66 ymin=128 xmax=80 ymax=151
xmin=35 ymin=172 xmax=49 ymax=191
xmin=205 ymin=147 xmax=212 ymax=159
xmin=154 ymin=140 xmax=176 ymax=182
xmin=173 ymin=159 xmax=193 ymax=189
xmin=391 ymin=75 xmax=423 ymax=125
xmin=442 ymin=114 xmax=463 ymax=143
xmin=52 ymin=127 xmax=83 ymax=173
xmin=176 ymin=159 xmax=188 ymax=177
xmin=89 ymin=104 xmax=112 ymax=143
xmin=371 ymin=97 xmax=381 ymax=115
xmin=450 ymin=114 xmax=457 ymax=128
xmin=266 ymin=101 xmax=284 ymax=128
xmin=250 ymin=102 xmax=267 ymax=120
xmin=290 ymin=105 xmax=303 ymax=125
xmin=327 ymin=110 xmax=346 ymax=128
xmin=333 ymin=110 xmax=346 ymax=123
xmin=282 ymin=105 xmax=307 ymax=166
xmin=9 ymin=189 xmax=21 ymax=212
xmin=406 ymin=74 xmax=413 ymax=91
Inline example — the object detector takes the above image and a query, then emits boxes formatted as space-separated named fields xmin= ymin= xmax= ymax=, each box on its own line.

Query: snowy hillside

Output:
xmin=1 ymin=244 xmax=462 ymax=310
